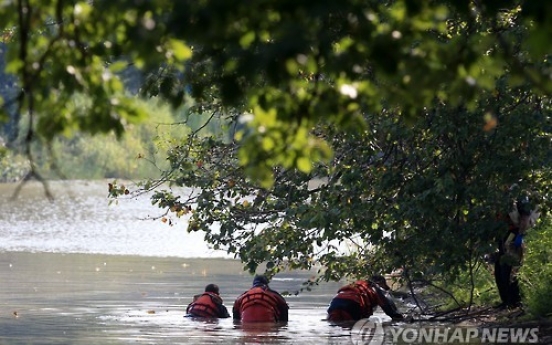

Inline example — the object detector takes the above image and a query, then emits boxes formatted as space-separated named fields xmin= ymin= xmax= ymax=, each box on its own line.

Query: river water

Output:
xmin=0 ymin=180 xmax=387 ymax=345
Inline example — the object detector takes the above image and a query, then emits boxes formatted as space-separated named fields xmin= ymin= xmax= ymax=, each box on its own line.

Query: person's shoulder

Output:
xmin=207 ymin=293 xmax=224 ymax=303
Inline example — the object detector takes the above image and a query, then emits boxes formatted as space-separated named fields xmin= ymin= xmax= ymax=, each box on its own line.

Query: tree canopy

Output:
xmin=144 ymin=82 xmax=551 ymax=285
xmin=1 ymin=1 xmax=552 ymax=298
xmin=2 ymin=0 xmax=552 ymax=184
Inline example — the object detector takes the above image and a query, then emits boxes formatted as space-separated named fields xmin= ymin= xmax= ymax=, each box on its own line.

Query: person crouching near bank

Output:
xmin=186 ymin=283 xmax=230 ymax=318
xmin=327 ymin=275 xmax=403 ymax=323
xmin=233 ymin=275 xmax=289 ymax=323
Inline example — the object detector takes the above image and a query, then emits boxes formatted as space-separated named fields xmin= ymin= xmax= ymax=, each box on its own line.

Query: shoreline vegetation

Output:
xmin=0 ymin=97 xmax=209 ymax=183
xmin=2 ymin=179 xmax=552 ymax=339
xmin=1 ymin=250 xmax=551 ymax=342
xmin=1 ymin=89 xmax=550 ymax=338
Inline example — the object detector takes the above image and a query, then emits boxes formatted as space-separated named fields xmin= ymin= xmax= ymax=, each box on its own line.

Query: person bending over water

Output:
xmin=327 ymin=275 xmax=403 ymax=322
xmin=233 ymin=275 xmax=289 ymax=323
xmin=186 ymin=283 xmax=230 ymax=318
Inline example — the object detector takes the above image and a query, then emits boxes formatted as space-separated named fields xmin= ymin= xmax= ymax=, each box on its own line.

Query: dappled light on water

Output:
xmin=0 ymin=180 xmax=226 ymax=258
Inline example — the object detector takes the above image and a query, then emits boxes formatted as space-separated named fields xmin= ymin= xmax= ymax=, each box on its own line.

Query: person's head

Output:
xmin=516 ymin=195 xmax=533 ymax=233
xmin=252 ymin=274 xmax=269 ymax=287
xmin=205 ymin=283 xmax=220 ymax=295
xmin=516 ymin=195 xmax=532 ymax=217
xmin=370 ymin=275 xmax=391 ymax=291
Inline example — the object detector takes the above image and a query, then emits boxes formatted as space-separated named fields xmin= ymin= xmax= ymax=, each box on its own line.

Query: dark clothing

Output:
xmin=233 ymin=285 xmax=289 ymax=323
xmin=327 ymin=298 xmax=362 ymax=321
xmin=495 ymin=227 xmax=524 ymax=307
xmin=494 ymin=259 xmax=521 ymax=307
xmin=186 ymin=292 xmax=230 ymax=318
xmin=327 ymin=280 xmax=402 ymax=322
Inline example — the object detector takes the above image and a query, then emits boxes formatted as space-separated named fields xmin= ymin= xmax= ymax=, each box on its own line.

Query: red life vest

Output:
xmin=329 ymin=281 xmax=379 ymax=320
xmin=234 ymin=286 xmax=286 ymax=322
xmin=187 ymin=292 xmax=223 ymax=318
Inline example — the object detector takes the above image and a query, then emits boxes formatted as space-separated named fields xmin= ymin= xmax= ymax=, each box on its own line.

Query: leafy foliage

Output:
xmin=0 ymin=146 xmax=29 ymax=182
xmin=137 ymin=80 xmax=552 ymax=287
xmin=1 ymin=96 xmax=184 ymax=181
xmin=2 ymin=0 xmax=552 ymax=304
xmin=2 ymin=1 xmax=552 ymax=184
xmin=520 ymin=219 xmax=552 ymax=317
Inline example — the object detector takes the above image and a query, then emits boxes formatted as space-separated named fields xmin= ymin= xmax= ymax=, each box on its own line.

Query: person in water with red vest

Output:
xmin=186 ymin=283 xmax=230 ymax=318
xmin=233 ymin=275 xmax=289 ymax=323
xmin=327 ymin=275 xmax=403 ymax=322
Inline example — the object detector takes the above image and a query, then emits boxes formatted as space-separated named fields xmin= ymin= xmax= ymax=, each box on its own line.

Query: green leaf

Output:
xmin=239 ymin=31 xmax=256 ymax=48
xmin=296 ymin=156 xmax=311 ymax=173
xmin=168 ymin=39 xmax=192 ymax=61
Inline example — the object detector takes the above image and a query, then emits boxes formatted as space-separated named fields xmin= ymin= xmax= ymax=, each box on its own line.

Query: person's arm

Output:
xmin=501 ymin=232 xmax=523 ymax=265
xmin=374 ymin=285 xmax=403 ymax=320
xmin=504 ymin=232 xmax=516 ymax=249
xmin=186 ymin=294 xmax=201 ymax=314
xmin=269 ymin=290 xmax=289 ymax=322
xmin=278 ymin=301 xmax=289 ymax=322
xmin=218 ymin=304 xmax=231 ymax=318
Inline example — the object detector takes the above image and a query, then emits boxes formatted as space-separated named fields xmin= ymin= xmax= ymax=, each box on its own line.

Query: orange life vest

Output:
xmin=342 ymin=281 xmax=377 ymax=315
xmin=328 ymin=280 xmax=380 ymax=321
xmin=187 ymin=292 xmax=224 ymax=318
xmin=234 ymin=286 xmax=286 ymax=322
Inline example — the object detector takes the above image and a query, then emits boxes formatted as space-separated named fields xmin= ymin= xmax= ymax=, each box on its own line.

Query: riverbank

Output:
xmin=458 ymin=306 xmax=552 ymax=344
xmin=399 ymin=301 xmax=552 ymax=343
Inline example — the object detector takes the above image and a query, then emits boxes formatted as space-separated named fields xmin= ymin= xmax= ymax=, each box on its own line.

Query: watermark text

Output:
xmin=352 ymin=318 xmax=539 ymax=344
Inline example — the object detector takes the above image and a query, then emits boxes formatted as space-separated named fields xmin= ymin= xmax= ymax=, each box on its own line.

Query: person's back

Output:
xmin=187 ymin=284 xmax=230 ymax=318
xmin=327 ymin=276 xmax=403 ymax=322
xmin=327 ymin=280 xmax=374 ymax=321
xmin=233 ymin=275 xmax=289 ymax=323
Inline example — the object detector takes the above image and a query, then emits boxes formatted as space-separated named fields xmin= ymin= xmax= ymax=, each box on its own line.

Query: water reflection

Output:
xmin=0 ymin=180 xmax=226 ymax=258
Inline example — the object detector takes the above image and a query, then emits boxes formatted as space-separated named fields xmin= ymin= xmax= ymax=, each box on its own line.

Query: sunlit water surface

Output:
xmin=0 ymin=181 xmax=393 ymax=344
xmin=0 ymin=180 xmax=220 ymax=258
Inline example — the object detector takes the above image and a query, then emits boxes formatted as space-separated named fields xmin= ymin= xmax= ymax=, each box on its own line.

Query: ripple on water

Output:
xmin=0 ymin=180 xmax=229 ymax=258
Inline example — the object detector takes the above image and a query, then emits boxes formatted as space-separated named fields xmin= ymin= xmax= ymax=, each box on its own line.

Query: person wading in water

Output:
xmin=233 ymin=275 xmax=289 ymax=323
xmin=186 ymin=284 xmax=230 ymax=318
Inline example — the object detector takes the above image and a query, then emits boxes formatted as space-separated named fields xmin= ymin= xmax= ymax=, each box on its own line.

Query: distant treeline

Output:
xmin=0 ymin=95 xmax=229 ymax=182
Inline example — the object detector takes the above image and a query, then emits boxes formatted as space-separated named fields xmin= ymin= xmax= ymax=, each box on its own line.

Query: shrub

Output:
xmin=422 ymin=263 xmax=499 ymax=311
xmin=520 ymin=218 xmax=552 ymax=317
xmin=8 ymin=97 xmax=189 ymax=180
xmin=0 ymin=149 xmax=30 ymax=182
